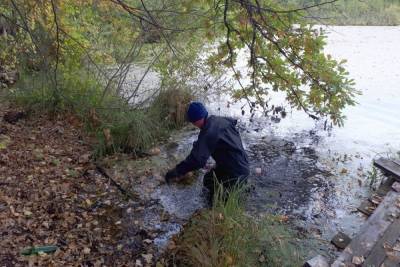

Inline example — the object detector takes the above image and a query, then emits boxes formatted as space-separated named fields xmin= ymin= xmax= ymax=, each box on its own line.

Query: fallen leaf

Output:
xmin=142 ymin=254 xmax=153 ymax=264
xmin=352 ymin=256 xmax=364 ymax=265
xmin=0 ymin=134 xmax=11 ymax=150
xmin=23 ymin=210 xmax=32 ymax=216
xmin=83 ymin=247 xmax=91 ymax=254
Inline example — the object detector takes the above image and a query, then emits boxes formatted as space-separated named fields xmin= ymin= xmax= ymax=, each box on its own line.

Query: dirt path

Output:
xmin=0 ymin=104 xmax=157 ymax=266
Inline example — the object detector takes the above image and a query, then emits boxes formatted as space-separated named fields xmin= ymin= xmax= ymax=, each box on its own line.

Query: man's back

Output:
xmin=175 ymin=115 xmax=249 ymax=178
xmin=204 ymin=115 xmax=249 ymax=177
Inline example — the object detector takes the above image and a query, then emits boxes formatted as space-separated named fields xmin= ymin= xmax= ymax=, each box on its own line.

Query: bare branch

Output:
xmin=50 ymin=0 xmax=60 ymax=98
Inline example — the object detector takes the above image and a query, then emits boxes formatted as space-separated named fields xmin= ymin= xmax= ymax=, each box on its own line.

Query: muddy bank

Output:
xmin=102 ymin=123 xmax=343 ymax=263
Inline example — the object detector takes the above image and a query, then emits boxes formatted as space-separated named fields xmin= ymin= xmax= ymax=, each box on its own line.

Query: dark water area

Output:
xmin=245 ymin=136 xmax=329 ymax=215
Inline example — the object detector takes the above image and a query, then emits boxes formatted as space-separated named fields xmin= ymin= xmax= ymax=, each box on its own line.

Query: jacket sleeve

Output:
xmin=175 ymin=131 xmax=217 ymax=176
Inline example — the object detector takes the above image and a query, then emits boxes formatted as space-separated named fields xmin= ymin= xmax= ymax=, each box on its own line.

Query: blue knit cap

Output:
xmin=187 ymin=102 xmax=208 ymax=123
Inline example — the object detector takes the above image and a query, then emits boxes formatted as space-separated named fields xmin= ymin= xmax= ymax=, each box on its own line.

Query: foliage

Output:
xmin=10 ymin=67 xmax=192 ymax=158
xmin=168 ymin=184 xmax=302 ymax=266
xmin=0 ymin=108 xmax=150 ymax=266
xmin=1 ymin=0 xmax=361 ymax=154
xmin=207 ymin=0 xmax=358 ymax=126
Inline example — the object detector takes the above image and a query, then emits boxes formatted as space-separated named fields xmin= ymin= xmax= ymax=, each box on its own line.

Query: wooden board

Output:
xmin=382 ymin=254 xmax=400 ymax=267
xmin=376 ymin=177 xmax=395 ymax=196
xmin=357 ymin=200 xmax=376 ymax=216
xmin=362 ymin=218 xmax=400 ymax=266
xmin=332 ymin=190 xmax=400 ymax=267
xmin=374 ymin=158 xmax=400 ymax=180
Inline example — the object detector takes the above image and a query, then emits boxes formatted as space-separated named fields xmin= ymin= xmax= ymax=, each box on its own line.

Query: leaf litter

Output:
xmin=0 ymin=105 xmax=160 ymax=266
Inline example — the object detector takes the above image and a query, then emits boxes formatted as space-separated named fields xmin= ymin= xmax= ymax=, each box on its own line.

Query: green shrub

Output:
xmin=8 ymin=68 xmax=193 ymax=158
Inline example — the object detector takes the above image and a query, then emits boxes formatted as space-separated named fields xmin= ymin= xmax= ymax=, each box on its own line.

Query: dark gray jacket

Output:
xmin=175 ymin=115 xmax=249 ymax=178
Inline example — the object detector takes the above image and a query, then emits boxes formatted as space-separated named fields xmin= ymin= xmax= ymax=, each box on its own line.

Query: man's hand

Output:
xmin=165 ymin=169 xmax=178 ymax=184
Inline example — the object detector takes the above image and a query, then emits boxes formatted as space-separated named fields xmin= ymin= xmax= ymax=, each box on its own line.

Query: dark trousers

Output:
xmin=203 ymin=167 xmax=247 ymax=205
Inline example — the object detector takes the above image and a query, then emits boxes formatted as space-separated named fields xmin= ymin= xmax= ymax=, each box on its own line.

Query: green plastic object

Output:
xmin=21 ymin=245 xmax=58 ymax=256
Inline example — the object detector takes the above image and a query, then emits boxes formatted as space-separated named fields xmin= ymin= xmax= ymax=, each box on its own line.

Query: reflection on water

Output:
xmin=205 ymin=26 xmax=400 ymax=256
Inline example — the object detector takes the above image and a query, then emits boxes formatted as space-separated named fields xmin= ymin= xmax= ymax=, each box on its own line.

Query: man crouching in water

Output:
xmin=165 ymin=102 xmax=250 ymax=205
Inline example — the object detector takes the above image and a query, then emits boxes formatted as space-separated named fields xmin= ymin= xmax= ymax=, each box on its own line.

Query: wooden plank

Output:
xmin=376 ymin=177 xmax=396 ymax=197
xmin=374 ymin=158 xmax=400 ymax=180
xmin=332 ymin=190 xmax=400 ymax=267
xmin=362 ymin=218 xmax=400 ymax=267
xmin=393 ymin=159 xmax=400 ymax=166
xmin=382 ymin=250 xmax=400 ymax=267
xmin=357 ymin=200 xmax=377 ymax=216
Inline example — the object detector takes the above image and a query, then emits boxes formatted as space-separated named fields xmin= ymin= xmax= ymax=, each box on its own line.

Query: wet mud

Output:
xmin=245 ymin=137 xmax=332 ymax=216
xmin=103 ymin=124 xmax=343 ymax=262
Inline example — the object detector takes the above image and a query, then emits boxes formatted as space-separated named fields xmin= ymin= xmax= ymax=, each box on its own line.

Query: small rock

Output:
xmin=148 ymin=147 xmax=161 ymax=156
xmin=135 ymin=259 xmax=143 ymax=267
xmin=255 ymin=167 xmax=262 ymax=175
xmin=351 ymin=256 xmax=364 ymax=265
xmin=331 ymin=232 xmax=351 ymax=249
xmin=303 ymin=255 xmax=329 ymax=267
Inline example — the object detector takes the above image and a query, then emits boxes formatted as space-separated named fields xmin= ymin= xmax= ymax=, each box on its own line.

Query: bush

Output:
xmin=8 ymin=67 xmax=193 ymax=158
xmin=167 ymin=184 xmax=302 ymax=267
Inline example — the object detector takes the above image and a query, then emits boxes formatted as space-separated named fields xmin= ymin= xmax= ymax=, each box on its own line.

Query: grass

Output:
xmin=167 ymin=183 xmax=303 ymax=267
xmin=7 ymin=68 xmax=193 ymax=158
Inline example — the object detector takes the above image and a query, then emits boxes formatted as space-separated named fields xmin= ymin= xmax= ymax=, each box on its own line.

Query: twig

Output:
xmin=50 ymin=0 xmax=61 ymax=104
xmin=124 ymin=46 xmax=166 ymax=104
xmin=95 ymin=164 xmax=139 ymax=200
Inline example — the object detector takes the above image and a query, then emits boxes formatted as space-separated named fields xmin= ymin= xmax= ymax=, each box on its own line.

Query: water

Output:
xmin=208 ymin=26 xmax=400 ymax=257
xmin=111 ymin=26 xmax=400 ymax=259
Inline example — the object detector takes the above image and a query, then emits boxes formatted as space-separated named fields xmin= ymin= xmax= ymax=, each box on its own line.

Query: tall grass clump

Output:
xmin=168 ymin=183 xmax=302 ymax=267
